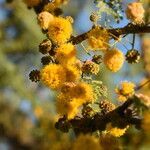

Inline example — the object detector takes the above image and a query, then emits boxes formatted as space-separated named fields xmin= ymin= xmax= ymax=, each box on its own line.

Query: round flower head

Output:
xmin=48 ymin=17 xmax=73 ymax=44
xmin=88 ymin=26 xmax=109 ymax=51
xmin=55 ymin=43 xmax=76 ymax=65
xmin=23 ymin=0 xmax=41 ymax=7
xmin=37 ymin=11 xmax=54 ymax=30
xmin=104 ymin=49 xmax=124 ymax=72
xmin=56 ymin=94 xmax=81 ymax=119
xmin=72 ymin=82 xmax=94 ymax=103
xmin=40 ymin=64 xmax=66 ymax=89
xmin=126 ymin=2 xmax=145 ymax=24
xmin=72 ymin=134 xmax=101 ymax=150
xmin=115 ymin=81 xmax=135 ymax=102
xmin=65 ymin=65 xmax=81 ymax=82
xmin=106 ymin=123 xmax=129 ymax=137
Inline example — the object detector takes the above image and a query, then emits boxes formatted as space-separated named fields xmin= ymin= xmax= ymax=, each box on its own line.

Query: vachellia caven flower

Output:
xmin=72 ymin=134 xmax=102 ymax=150
xmin=40 ymin=64 xmax=66 ymax=90
xmin=55 ymin=43 xmax=76 ymax=65
xmin=60 ymin=82 xmax=94 ymax=104
xmin=106 ymin=123 xmax=129 ymax=137
xmin=64 ymin=65 xmax=81 ymax=82
xmin=104 ymin=48 xmax=124 ymax=72
xmin=48 ymin=16 xmax=73 ymax=44
xmin=37 ymin=11 xmax=54 ymax=30
xmin=87 ymin=26 xmax=109 ymax=51
xmin=56 ymin=81 xmax=95 ymax=119
xmin=56 ymin=93 xmax=82 ymax=119
xmin=115 ymin=81 xmax=135 ymax=102
xmin=23 ymin=0 xmax=41 ymax=7
xmin=126 ymin=2 xmax=145 ymax=24
xmin=72 ymin=82 xmax=94 ymax=103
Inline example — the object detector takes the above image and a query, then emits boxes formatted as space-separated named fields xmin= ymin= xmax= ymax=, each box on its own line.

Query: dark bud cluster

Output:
xmin=55 ymin=117 xmax=71 ymax=133
xmin=39 ymin=39 xmax=52 ymax=54
xmin=99 ymin=100 xmax=115 ymax=115
xmin=92 ymin=55 xmax=103 ymax=64
xmin=125 ymin=49 xmax=141 ymax=64
xmin=41 ymin=56 xmax=53 ymax=65
xmin=29 ymin=70 xmax=40 ymax=82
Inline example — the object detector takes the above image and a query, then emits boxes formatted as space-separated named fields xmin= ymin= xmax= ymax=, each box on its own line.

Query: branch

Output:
xmin=56 ymin=96 xmax=142 ymax=134
xmin=70 ymin=24 xmax=150 ymax=45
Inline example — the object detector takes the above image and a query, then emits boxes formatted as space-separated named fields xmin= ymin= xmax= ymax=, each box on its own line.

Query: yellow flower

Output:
xmin=106 ymin=123 xmax=129 ymax=137
xmin=23 ymin=0 xmax=41 ymax=7
xmin=72 ymin=82 xmax=94 ymax=103
xmin=65 ymin=65 xmax=81 ymax=82
xmin=104 ymin=49 xmax=124 ymax=72
xmin=88 ymin=26 xmax=109 ymax=51
xmin=72 ymin=134 xmax=102 ymax=150
xmin=37 ymin=11 xmax=54 ymax=30
xmin=40 ymin=64 xmax=66 ymax=89
xmin=56 ymin=94 xmax=81 ymax=119
xmin=126 ymin=2 xmax=145 ymax=24
xmin=142 ymin=111 xmax=150 ymax=132
xmin=55 ymin=43 xmax=76 ymax=65
xmin=115 ymin=81 xmax=135 ymax=102
xmin=48 ymin=17 xmax=73 ymax=44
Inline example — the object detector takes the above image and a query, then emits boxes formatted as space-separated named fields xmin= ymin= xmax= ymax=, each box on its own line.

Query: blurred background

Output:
xmin=0 ymin=0 xmax=150 ymax=149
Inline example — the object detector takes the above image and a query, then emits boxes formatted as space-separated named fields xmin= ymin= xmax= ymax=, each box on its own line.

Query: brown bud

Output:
xmin=90 ymin=13 xmax=98 ymax=22
xmin=39 ymin=39 xmax=52 ymax=54
xmin=29 ymin=70 xmax=40 ymax=82
xmin=99 ymin=100 xmax=115 ymax=115
xmin=41 ymin=56 xmax=52 ymax=65
xmin=125 ymin=49 xmax=140 ymax=64
xmin=92 ymin=55 xmax=103 ymax=64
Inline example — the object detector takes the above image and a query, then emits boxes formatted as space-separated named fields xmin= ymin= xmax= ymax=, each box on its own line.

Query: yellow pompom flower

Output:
xmin=72 ymin=134 xmax=102 ymax=150
xmin=106 ymin=123 xmax=129 ymax=137
xmin=55 ymin=43 xmax=76 ymax=65
xmin=23 ymin=0 xmax=41 ymax=7
xmin=65 ymin=66 xmax=81 ymax=82
xmin=88 ymin=26 xmax=109 ymax=51
xmin=56 ymin=94 xmax=81 ymax=119
xmin=72 ymin=82 xmax=94 ymax=103
xmin=37 ymin=11 xmax=54 ymax=30
xmin=48 ymin=17 xmax=73 ymax=44
xmin=142 ymin=111 xmax=150 ymax=132
xmin=126 ymin=2 xmax=145 ymax=24
xmin=40 ymin=64 xmax=66 ymax=90
xmin=104 ymin=49 xmax=124 ymax=72
xmin=115 ymin=81 xmax=135 ymax=102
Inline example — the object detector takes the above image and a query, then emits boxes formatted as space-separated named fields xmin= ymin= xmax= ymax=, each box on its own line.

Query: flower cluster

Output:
xmin=25 ymin=0 xmax=149 ymax=146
